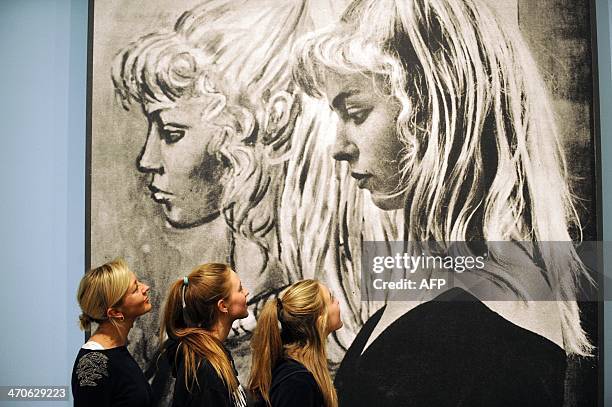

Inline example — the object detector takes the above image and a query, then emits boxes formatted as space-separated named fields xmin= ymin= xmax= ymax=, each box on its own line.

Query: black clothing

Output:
xmin=164 ymin=337 xmax=247 ymax=407
xmin=253 ymin=358 xmax=325 ymax=407
xmin=335 ymin=288 xmax=567 ymax=407
xmin=71 ymin=346 xmax=152 ymax=407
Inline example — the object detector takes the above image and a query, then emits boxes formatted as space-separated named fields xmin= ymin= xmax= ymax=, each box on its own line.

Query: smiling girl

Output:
xmin=71 ymin=259 xmax=152 ymax=407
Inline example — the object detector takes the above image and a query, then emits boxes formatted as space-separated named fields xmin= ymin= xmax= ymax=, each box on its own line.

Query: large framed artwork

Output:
xmin=87 ymin=0 xmax=602 ymax=405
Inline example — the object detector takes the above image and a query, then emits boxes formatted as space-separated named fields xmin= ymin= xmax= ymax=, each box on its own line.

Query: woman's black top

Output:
xmin=164 ymin=338 xmax=247 ymax=407
xmin=334 ymin=288 xmax=567 ymax=407
xmin=252 ymin=358 xmax=324 ymax=407
xmin=71 ymin=346 xmax=152 ymax=407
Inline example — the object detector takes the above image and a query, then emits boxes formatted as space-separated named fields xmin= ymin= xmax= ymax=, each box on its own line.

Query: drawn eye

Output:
xmin=348 ymin=108 xmax=372 ymax=125
xmin=161 ymin=128 xmax=185 ymax=144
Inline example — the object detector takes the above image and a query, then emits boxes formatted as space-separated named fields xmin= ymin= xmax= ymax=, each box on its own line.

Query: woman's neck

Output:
xmin=205 ymin=318 xmax=233 ymax=342
xmin=89 ymin=320 xmax=132 ymax=349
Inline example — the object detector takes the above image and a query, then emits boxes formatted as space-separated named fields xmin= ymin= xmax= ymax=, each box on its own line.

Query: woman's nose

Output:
xmin=331 ymin=124 xmax=358 ymax=162
xmin=137 ymin=123 xmax=164 ymax=174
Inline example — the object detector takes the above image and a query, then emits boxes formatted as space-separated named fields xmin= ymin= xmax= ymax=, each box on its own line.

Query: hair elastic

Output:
xmin=181 ymin=276 xmax=189 ymax=309
xmin=275 ymin=297 xmax=284 ymax=331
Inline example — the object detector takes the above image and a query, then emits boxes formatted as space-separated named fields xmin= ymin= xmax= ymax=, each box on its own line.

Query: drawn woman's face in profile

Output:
xmin=137 ymin=95 xmax=229 ymax=229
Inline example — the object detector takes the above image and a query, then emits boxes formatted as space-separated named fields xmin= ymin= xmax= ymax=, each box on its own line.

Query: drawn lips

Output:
xmin=148 ymin=185 xmax=172 ymax=203
xmin=351 ymin=172 xmax=371 ymax=188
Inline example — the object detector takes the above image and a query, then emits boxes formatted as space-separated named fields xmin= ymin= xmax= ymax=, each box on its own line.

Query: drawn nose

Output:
xmin=137 ymin=125 xmax=163 ymax=174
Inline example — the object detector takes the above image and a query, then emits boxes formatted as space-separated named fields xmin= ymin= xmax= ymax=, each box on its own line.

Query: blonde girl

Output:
xmin=293 ymin=0 xmax=593 ymax=405
xmin=249 ymin=279 xmax=342 ymax=407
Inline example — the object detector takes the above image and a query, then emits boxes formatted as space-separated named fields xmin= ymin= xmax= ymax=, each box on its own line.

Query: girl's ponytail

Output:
xmin=248 ymin=298 xmax=284 ymax=406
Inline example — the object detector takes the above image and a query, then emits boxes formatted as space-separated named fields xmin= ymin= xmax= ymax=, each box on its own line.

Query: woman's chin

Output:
xmin=236 ymin=307 xmax=249 ymax=320
xmin=369 ymin=190 xmax=406 ymax=211
xmin=142 ymin=303 xmax=153 ymax=315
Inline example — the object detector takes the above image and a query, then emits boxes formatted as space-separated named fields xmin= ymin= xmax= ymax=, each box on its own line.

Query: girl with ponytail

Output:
xmin=71 ymin=258 xmax=152 ymax=407
xmin=249 ymin=279 xmax=342 ymax=407
xmin=160 ymin=263 xmax=249 ymax=407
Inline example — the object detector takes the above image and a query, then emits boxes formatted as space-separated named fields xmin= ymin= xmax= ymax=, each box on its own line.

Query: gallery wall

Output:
xmin=0 ymin=0 xmax=610 ymax=405
xmin=0 ymin=1 xmax=87 ymax=405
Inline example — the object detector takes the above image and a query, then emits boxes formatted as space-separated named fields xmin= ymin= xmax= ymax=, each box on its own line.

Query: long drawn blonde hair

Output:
xmin=293 ymin=0 xmax=593 ymax=355
xmin=249 ymin=279 xmax=338 ymax=407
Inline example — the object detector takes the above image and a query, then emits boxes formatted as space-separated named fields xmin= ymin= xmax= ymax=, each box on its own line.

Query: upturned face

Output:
xmin=324 ymin=72 xmax=411 ymax=210
xmin=117 ymin=272 xmax=151 ymax=320
xmin=138 ymin=95 xmax=229 ymax=228
xmin=321 ymin=284 xmax=343 ymax=334
xmin=223 ymin=270 xmax=250 ymax=321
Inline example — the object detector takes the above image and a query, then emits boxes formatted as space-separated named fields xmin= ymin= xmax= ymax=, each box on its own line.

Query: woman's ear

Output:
xmin=263 ymin=91 xmax=294 ymax=139
xmin=217 ymin=298 xmax=229 ymax=314
xmin=107 ymin=308 xmax=124 ymax=321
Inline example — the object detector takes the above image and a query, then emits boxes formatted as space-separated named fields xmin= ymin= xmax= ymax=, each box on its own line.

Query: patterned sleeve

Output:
xmin=72 ymin=352 xmax=112 ymax=407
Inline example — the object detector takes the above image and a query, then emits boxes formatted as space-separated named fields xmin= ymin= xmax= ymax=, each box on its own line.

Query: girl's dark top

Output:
xmin=335 ymin=288 xmax=567 ymax=407
xmin=252 ymin=358 xmax=325 ymax=407
xmin=164 ymin=337 xmax=247 ymax=407
xmin=71 ymin=346 xmax=152 ymax=407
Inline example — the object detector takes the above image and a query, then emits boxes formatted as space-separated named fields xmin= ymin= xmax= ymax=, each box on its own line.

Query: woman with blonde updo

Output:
xmin=249 ymin=279 xmax=343 ymax=407
xmin=160 ymin=263 xmax=250 ymax=407
xmin=71 ymin=258 xmax=152 ymax=407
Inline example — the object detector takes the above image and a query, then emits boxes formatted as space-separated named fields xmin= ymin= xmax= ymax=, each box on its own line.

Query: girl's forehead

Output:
xmin=230 ymin=270 xmax=240 ymax=284
xmin=324 ymin=72 xmax=382 ymax=103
